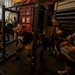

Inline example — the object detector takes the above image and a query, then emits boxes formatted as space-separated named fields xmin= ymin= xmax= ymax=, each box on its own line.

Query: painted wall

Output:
xmin=0 ymin=5 xmax=2 ymax=19
xmin=55 ymin=0 xmax=75 ymax=10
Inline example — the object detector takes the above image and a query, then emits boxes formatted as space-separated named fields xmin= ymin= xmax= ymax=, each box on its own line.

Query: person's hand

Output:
xmin=13 ymin=27 xmax=17 ymax=32
xmin=60 ymin=43 xmax=65 ymax=48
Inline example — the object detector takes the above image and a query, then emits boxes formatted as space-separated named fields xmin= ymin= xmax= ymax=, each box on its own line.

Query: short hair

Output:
xmin=18 ymin=24 xmax=25 ymax=29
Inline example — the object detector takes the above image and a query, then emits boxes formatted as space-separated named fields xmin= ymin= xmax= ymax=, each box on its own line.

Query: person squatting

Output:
xmin=13 ymin=24 xmax=33 ymax=61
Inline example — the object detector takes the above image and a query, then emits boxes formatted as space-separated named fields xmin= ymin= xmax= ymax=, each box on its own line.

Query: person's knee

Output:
xmin=24 ymin=50 xmax=32 ymax=58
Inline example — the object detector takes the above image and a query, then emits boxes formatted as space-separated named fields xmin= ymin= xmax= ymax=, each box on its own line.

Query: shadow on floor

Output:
xmin=0 ymin=51 xmax=74 ymax=75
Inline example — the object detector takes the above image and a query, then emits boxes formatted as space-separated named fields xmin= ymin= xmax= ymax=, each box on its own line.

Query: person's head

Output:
xmin=52 ymin=19 xmax=59 ymax=26
xmin=17 ymin=24 xmax=24 ymax=34
xmin=13 ymin=24 xmax=24 ymax=34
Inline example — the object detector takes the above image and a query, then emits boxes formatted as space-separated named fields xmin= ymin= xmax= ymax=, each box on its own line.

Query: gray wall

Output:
xmin=0 ymin=5 xmax=2 ymax=19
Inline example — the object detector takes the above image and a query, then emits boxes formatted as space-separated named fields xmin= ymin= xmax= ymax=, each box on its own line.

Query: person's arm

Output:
xmin=65 ymin=45 xmax=75 ymax=52
xmin=55 ymin=27 xmax=63 ymax=35
xmin=18 ymin=42 xmax=25 ymax=49
xmin=60 ymin=35 xmax=72 ymax=47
